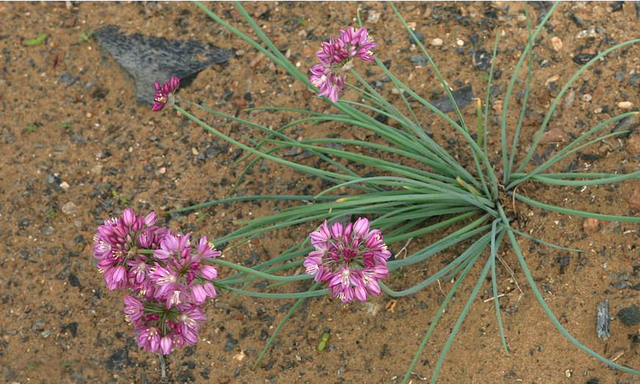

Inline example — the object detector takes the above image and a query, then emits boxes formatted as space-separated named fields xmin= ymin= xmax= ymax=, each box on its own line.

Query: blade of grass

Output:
xmin=498 ymin=205 xmax=640 ymax=375
xmin=399 ymin=246 xmax=481 ymax=384
xmin=516 ymin=38 xmax=640 ymax=174
xmin=505 ymin=5 xmax=534 ymax=183
xmin=514 ymin=192 xmax=640 ymax=223
xmin=489 ymin=222 xmax=509 ymax=353
xmin=252 ymin=281 xmax=322 ymax=369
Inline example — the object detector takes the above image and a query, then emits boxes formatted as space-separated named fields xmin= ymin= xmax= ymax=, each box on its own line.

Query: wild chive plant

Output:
xmin=153 ymin=2 xmax=640 ymax=382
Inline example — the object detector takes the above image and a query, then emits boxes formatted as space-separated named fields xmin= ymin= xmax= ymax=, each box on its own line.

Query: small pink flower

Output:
xmin=305 ymin=217 xmax=391 ymax=303
xmin=124 ymin=295 xmax=145 ymax=324
xmin=152 ymin=76 xmax=180 ymax=112
xmin=137 ymin=326 xmax=161 ymax=353
xmin=309 ymin=27 xmax=377 ymax=102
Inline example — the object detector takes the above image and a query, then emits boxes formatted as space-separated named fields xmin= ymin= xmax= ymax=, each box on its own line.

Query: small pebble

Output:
xmin=596 ymin=300 xmax=610 ymax=340
xmin=627 ymin=134 xmax=640 ymax=154
xmin=366 ymin=10 xmax=381 ymax=24
xmin=551 ymin=36 xmax=563 ymax=52
xmin=618 ymin=305 xmax=640 ymax=326
xmin=582 ymin=94 xmax=592 ymax=102
xmin=430 ymin=38 xmax=443 ymax=47
xmin=456 ymin=39 xmax=464 ymax=47
xmin=583 ymin=218 xmax=600 ymax=234
xmin=612 ymin=113 xmax=640 ymax=138
xmin=91 ymin=164 xmax=103 ymax=175
xmin=618 ymin=101 xmax=634 ymax=110
xmin=576 ymin=26 xmax=598 ymax=39
xmin=539 ymin=128 xmax=567 ymax=143
xmin=60 ymin=181 xmax=70 ymax=191
xmin=629 ymin=186 xmax=640 ymax=209
xmin=409 ymin=30 xmax=425 ymax=44
xmin=61 ymin=202 xmax=78 ymax=215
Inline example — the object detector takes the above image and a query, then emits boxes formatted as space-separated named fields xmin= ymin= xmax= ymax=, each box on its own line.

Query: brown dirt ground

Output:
xmin=1 ymin=1 xmax=640 ymax=383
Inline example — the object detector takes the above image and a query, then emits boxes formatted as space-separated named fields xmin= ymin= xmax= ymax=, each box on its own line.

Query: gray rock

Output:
xmin=596 ymin=300 xmax=610 ymax=339
xmin=612 ymin=113 xmax=640 ymax=138
xmin=431 ymin=85 xmax=475 ymax=113
xmin=618 ymin=304 xmax=640 ymax=326
xmin=94 ymin=25 xmax=233 ymax=104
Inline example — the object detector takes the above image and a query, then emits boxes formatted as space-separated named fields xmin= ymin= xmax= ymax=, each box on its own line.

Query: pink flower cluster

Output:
xmin=304 ymin=217 xmax=391 ymax=303
xmin=152 ymin=76 xmax=180 ymax=111
xmin=309 ymin=27 xmax=377 ymax=102
xmin=93 ymin=208 xmax=220 ymax=355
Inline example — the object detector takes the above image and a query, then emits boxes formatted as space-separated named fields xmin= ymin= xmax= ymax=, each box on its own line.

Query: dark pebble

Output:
xmin=59 ymin=72 xmax=79 ymax=86
xmin=557 ymin=256 xmax=570 ymax=274
xmin=70 ymin=373 xmax=87 ymax=383
xmin=68 ymin=273 xmax=80 ymax=287
xmin=65 ymin=322 xmax=78 ymax=338
xmin=243 ymin=92 xmax=252 ymax=101
xmin=570 ymin=13 xmax=586 ymax=28
xmin=224 ymin=335 xmax=238 ymax=351
xmin=473 ymin=49 xmax=491 ymax=70
xmin=243 ymin=251 xmax=260 ymax=266
xmin=493 ymin=70 xmax=502 ymax=80
xmin=410 ymin=56 xmax=427 ymax=67
xmin=636 ymin=2 xmax=640 ymax=17
xmin=74 ymin=235 xmax=86 ymax=244
xmin=91 ymin=87 xmax=110 ymax=100
xmin=431 ymin=84 xmax=475 ymax=113
xmin=409 ymin=30 xmax=425 ymax=44
xmin=106 ymin=347 xmax=134 ymax=370
xmin=629 ymin=74 xmax=640 ymax=87
xmin=18 ymin=218 xmax=30 ymax=229
xmin=586 ymin=379 xmax=600 ymax=384
xmin=612 ymin=113 xmax=640 ymax=138
xmin=615 ymin=71 xmax=625 ymax=82
xmin=176 ymin=372 xmax=195 ymax=382
xmin=222 ymin=90 xmax=234 ymax=101
xmin=573 ymin=53 xmax=597 ymax=65
xmin=610 ymin=1 xmax=623 ymax=12
xmin=617 ymin=304 xmax=640 ymax=325
xmin=205 ymin=146 xmax=222 ymax=158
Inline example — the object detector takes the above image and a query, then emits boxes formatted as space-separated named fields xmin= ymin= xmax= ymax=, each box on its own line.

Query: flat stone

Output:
xmin=62 ymin=202 xmax=78 ymax=215
xmin=618 ymin=305 xmax=640 ymax=326
xmin=431 ymin=85 xmax=474 ymax=113
xmin=94 ymin=25 xmax=233 ymax=104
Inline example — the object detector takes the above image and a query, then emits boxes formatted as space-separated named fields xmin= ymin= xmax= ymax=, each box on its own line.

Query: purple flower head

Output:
xmin=93 ymin=208 xmax=167 ymax=291
xmin=129 ymin=298 xmax=206 ymax=355
xmin=309 ymin=27 xmax=376 ymax=102
xmin=309 ymin=64 xmax=345 ymax=103
xmin=152 ymin=76 xmax=180 ymax=112
xmin=338 ymin=27 xmax=378 ymax=62
xmin=304 ymin=217 xmax=391 ymax=303
xmin=150 ymin=233 xmax=220 ymax=307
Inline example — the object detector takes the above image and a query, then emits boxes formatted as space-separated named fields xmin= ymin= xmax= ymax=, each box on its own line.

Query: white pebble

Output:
xmin=618 ymin=101 xmax=634 ymax=110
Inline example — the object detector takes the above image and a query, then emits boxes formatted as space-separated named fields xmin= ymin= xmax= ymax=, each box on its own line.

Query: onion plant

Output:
xmin=167 ymin=2 xmax=640 ymax=382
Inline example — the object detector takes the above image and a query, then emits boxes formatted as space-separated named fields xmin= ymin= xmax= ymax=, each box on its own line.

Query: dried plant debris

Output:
xmin=94 ymin=25 xmax=233 ymax=104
